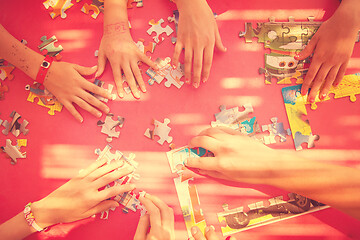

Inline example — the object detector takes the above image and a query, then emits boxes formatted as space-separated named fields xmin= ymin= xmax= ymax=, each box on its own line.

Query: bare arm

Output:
xmin=186 ymin=127 xmax=360 ymax=220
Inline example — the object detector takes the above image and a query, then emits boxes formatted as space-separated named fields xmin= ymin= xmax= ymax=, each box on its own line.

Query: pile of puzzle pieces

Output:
xmin=1 ymin=111 xmax=29 ymax=164
xmin=94 ymin=145 xmax=146 ymax=218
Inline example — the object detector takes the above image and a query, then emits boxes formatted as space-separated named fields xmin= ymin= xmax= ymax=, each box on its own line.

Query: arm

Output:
xmin=0 ymin=24 xmax=111 ymax=123
xmin=185 ymin=127 xmax=360 ymax=220
xmin=171 ymin=0 xmax=226 ymax=88
xmin=297 ymin=0 xmax=360 ymax=102
xmin=0 ymin=156 xmax=135 ymax=240
xmin=96 ymin=0 xmax=157 ymax=99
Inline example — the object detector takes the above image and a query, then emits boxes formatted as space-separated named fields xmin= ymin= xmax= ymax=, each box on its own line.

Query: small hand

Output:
xmin=96 ymin=22 xmax=157 ymax=99
xmin=133 ymin=194 xmax=175 ymax=240
xmin=173 ymin=0 xmax=226 ymax=88
xmin=189 ymin=226 xmax=235 ymax=240
xmin=296 ymin=3 xmax=359 ymax=102
xmin=43 ymin=62 xmax=111 ymax=123
xmin=185 ymin=127 xmax=284 ymax=185
xmin=31 ymin=156 xmax=136 ymax=228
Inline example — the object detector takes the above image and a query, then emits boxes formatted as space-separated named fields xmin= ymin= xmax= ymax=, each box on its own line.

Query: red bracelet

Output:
xmin=36 ymin=56 xmax=54 ymax=84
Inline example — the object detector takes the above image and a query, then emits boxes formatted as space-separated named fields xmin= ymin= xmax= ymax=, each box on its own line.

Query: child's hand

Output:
xmin=296 ymin=2 xmax=360 ymax=102
xmin=30 ymin=156 xmax=136 ymax=228
xmin=173 ymin=0 xmax=226 ymax=88
xmin=185 ymin=127 xmax=290 ymax=185
xmin=96 ymin=22 xmax=157 ymax=99
xmin=133 ymin=194 xmax=175 ymax=240
xmin=189 ymin=226 xmax=234 ymax=240
xmin=43 ymin=62 xmax=111 ymax=123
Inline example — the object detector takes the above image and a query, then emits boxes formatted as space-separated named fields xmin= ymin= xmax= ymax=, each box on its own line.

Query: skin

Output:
xmin=297 ymin=0 xmax=360 ymax=102
xmin=96 ymin=0 xmax=157 ymax=99
xmin=186 ymin=127 xmax=360 ymax=221
xmin=172 ymin=0 xmax=226 ymax=88
xmin=0 ymin=24 xmax=111 ymax=123
xmin=0 ymin=156 xmax=136 ymax=240
xmin=189 ymin=226 xmax=236 ymax=240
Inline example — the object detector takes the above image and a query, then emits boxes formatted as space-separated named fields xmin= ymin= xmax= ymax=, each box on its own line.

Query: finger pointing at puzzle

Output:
xmin=172 ymin=0 xmax=226 ymax=88
xmin=96 ymin=0 xmax=158 ymax=99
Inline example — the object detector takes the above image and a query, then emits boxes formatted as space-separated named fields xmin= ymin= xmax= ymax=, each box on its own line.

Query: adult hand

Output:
xmin=31 ymin=156 xmax=136 ymax=228
xmin=189 ymin=226 xmax=234 ymax=240
xmin=297 ymin=1 xmax=360 ymax=102
xmin=173 ymin=0 xmax=226 ymax=88
xmin=44 ymin=62 xmax=111 ymax=123
xmin=133 ymin=194 xmax=175 ymax=240
xmin=185 ymin=127 xmax=288 ymax=185
xmin=96 ymin=22 xmax=157 ymax=99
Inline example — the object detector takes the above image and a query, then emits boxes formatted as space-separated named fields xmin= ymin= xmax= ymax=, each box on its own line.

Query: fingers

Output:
xmin=295 ymin=34 xmax=318 ymax=61
xmin=184 ymin=43 xmax=193 ymax=84
xmin=83 ymin=80 xmax=112 ymax=102
xmin=96 ymin=51 xmax=107 ymax=78
xmin=318 ymin=66 xmax=339 ymax=100
xmin=85 ymin=200 xmax=119 ymax=217
xmin=189 ymin=135 xmax=220 ymax=154
xmin=204 ymin=225 xmax=221 ymax=240
xmin=214 ymin=25 xmax=226 ymax=53
xmin=172 ymin=42 xmax=183 ymax=69
xmin=307 ymin=64 xmax=331 ymax=102
xmin=73 ymin=65 xmax=98 ymax=76
xmin=185 ymin=156 xmax=218 ymax=171
xmin=86 ymin=158 xmax=125 ymax=181
xmin=92 ymin=165 xmax=134 ymax=188
xmin=333 ymin=63 xmax=347 ymax=87
xmin=191 ymin=226 xmax=206 ymax=240
xmin=62 ymin=101 xmax=84 ymax=123
xmin=133 ymin=214 xmax=150 ymax=240
xmin=78 ymin=156 xmax=108 ymax=178
xmin=202 ymin=47 xmax=213 ymax=83
xmin=140 ymin=53 xmax=158 ymax=70
xmin=192 ymin=47 xmax=204 ymax=88
xmin=145 ymin=194 xmax=174 ymax=230
xmin=98 ymin=183 xmax=136 ymax=200
xmin=109 ymin=60 xmax=125 ymax=98
xmin=122 ymin=65 xmax=140 ymax=99
xmin=131 ymin=61 xmax=146 ymax=93
xmin=139 ymin=195 xmax=162 ymax=232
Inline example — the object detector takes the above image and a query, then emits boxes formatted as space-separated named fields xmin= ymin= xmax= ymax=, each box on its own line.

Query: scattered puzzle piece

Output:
xmin=43 ymin=0 xmax=74 ymax=19
xmin=25 ymin=82 xmax=63 ymax=115
xmin=1 ymin=139 xmax=26 ymax=165
xmin=38 ymin=35 xmax=63 ymax=61
xmin=1 ymin=111 xmax=29 ymax=137
xmin=282 ymin=85 xmax=320 ymax=150
xmin=97 ymin=113 xmax=125 ymax=142
xmin=0 ymin=82 xmax=8 ymax=100
xmin=211 ymin=103 xmax=254 ymax=129
xmin=146 ymin=57 xmax=184 ymax=88
xmin=144 ymin=118 xmax=173 ymax=145
xmin=261 ymin=117 xmax=291 ymax=144
xmin=0 ymin=59 xmax=15 ymax=81
xmin=93 ymin=79 xmax=116 ymax=102
xmin=81 ymin=0 xmax=104 ymax=19
xmin=217 ymin=193 xmax=328 ymax=235
xmin=136 ymin=38 xmax=156 ymax=55
xmin=127 ymin=0 xmax=143 ymax=8
xmin=147 ymin=18 xmax=173 ymax=44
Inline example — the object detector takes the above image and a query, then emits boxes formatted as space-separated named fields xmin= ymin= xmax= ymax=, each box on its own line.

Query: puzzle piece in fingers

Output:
xmin=81 ymin=0 xmax=104 ymax=19
xmin=147 ymin=18 xmax=174 ymax=44
xmin=97 ymin=113 xmax=125 ymax=142
xmin=1 ymin=139 xmax=27 ymax=165
xmin=217 ymin=193 xmax=328 ymax=235
xmin=144 ymin=118 xmax=173 ymax=145
xmin=282 ymin=85 xmax=320 ymax=150
xmin=38 ymin=35 xmax=63 ymax=60
xmin=146 ymin=57 xmax=184 ymax=88
xmin=93 ymin=79 xmax=116 ymax=102
xmin=43 ymin=0 xmax=75 ymax=19
xmin=261 ymin=117 xmax=291 ymax=144
xmin=1 ymin=111 xmax=29 ymax=137
xmin=25 ymin=82 xmax=63 ymax=115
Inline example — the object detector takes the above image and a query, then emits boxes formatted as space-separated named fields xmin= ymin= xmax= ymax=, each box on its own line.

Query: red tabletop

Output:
xmin=1 ymin=0 xmax=360 ymax=239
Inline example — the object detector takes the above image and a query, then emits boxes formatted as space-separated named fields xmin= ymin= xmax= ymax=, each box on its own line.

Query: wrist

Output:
xmin=36 ymin=55 xmax=54 ymax=84
xmin=175 ymin=0 xmax=208 ymax=11
xmin=30 ymin=199 xmax=59 ymax=229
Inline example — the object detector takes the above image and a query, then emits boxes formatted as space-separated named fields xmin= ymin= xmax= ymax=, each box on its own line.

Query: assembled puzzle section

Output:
xmin=147 ymin=18 xmax=174 ymax=44
xmin=97 ymin=113 xmax=125 ymax=142
xmin=92 ymin=79 xmax=117 ymax=102
xmin=240 ymin=17 xmax=322 ymax=84
xmin=282 ymin=85 xmax=320 ymax=150
xmin=218 ymin=193 xmax=328 ymax=235
xmin=144 ymin=118 xmax=173 ymax=145
xmin=167 ymin=146 xmax=213 ymax=237
xmin=25 ymin=82 xmax=63 ymax=115
xmin=94 ymin=145 xmax=145 ymax=218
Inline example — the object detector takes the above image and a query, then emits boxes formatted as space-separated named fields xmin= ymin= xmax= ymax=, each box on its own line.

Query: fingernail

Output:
xmin=202 ymin=77 xmax=207 ymax=83
xmin=224 ymin=47 xmax=227 ymax=51
xmin=97 ymin=112 xmax=102 ymax=117
xmin=134 ymin=91 xmax=140 ymax=99
xmin=225 ymin=237 xmax=231 ymax=240
xmin=320 ymin=93 xmax=327 ymax=100
xmin=309 ymin=97 xmax=315 ymax=103
xmin=172 ymin=64 xmax=177 ymax=69
xmin=193 ymin=82 xmax=199 ymax=88
xmin=210 ymin=225 xmax=215 ymax=231
xmin=191 ymin=226 xmax=197 ymax=235
xmin=184 ymin=158 xmax=188 ymax=166
xmin=79 ymin=118 xmax=84 ymax=123
xmin=119 ymin=92 xmax=124 ymax=98
xmin=205 ymin=226 xmax=211 ymax=233
xmin=185 ymin=78 xmax=190 ymax=84
xmin=105 ymin=107 xmax=110 ymax=113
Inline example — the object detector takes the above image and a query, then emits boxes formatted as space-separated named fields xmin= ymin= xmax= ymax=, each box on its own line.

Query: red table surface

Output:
xmin=1 ymin=0 xmax=360 ymax=239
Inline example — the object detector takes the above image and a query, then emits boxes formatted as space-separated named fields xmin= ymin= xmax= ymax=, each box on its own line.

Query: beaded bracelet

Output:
xmin=23 ymin=202 xmax=46 ymax=232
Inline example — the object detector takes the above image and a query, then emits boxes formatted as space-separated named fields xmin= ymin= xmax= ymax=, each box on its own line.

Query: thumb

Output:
xmin=215 ymin=26 xmax=227 ymax=52
xmin=295 ymin=35 xmax=318 ymax=60
xmin=133 ymin=214 xmax=150 ymax=240
xmin=95 ymin=50 xmax=107 ymax=78
xmin=73 ymin=64 xmax=98 ymax=76
xmin=86 ymin=200 xmax=119 ymax=217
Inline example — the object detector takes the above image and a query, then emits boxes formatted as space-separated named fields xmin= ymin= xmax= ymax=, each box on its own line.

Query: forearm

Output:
xmin=336 ymin=0 xmax=360 ymax=29
xmin=0 ymin=24 xmax=43 ymax=80
xmin=269 ymin=154 xmax=360 ymax=220
xmin=0 ymin=211 xmax=37 ymax=240
xmin=103 ymin=0 xmax=130 ymax=36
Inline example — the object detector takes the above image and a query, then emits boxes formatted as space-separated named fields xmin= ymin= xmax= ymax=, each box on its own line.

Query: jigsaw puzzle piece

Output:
xmin=97 ymin=113 xmax=125 ymax=142
xmin=261 ymin=117 xmax=291 ymax=144
xmin=135 ymin=38 xmax=156 ymax=55
xmin=164 ymin=63 xmax=184 ymax=88
xmin=144 ymin=118 xmax=173 ymax=145
xmin=328 ymin=73 xmax=360 ymax=102
xmin=0 ymin=64 xmax=15 ymax=81
xmin=1 ymin=139 xmax=26 ymax=165
xmin=211 ymin=103 xmax=254 ymax=129
xmin=147 ymin=18 xmax=174 ymax=44
xmin=1 ymin=111 xmax=29 ymax=137
xmin=127 ymin=0 xmax=143 ymax=8
xmin=92 ymin=79 xmax=116 ymax=102
xmin=43 ymin=0 xmax=74 ymax=19
xmin=0 ymin=82 xmax=9 ymax=100
xmin=81 ymin=0 xmax=104 ymax=19
xmin=38 ymin=35 xmax=63 ymax=60
xmin=146 ymin=57 xmax=171 ymax=85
